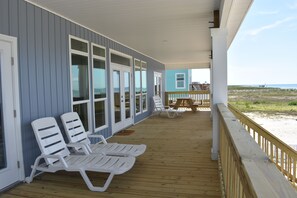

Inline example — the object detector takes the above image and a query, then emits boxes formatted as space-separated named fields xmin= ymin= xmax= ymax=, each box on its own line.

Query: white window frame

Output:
xmin=154 ymin=71 xmax=162 ymax=97
xmin=175 ymin=73 xmax=186 ymax=89
xmin=141 ymin=61 xmax=148 ymax=113
xmin=134 ymin=59 xmax=147 ymax=115
xmin=69 ymin=35 xmax=91 ymax=133
xmin=91 ymin=43 xmax=108 ymax=132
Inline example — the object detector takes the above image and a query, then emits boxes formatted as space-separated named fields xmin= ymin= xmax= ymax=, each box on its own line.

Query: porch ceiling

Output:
xmin=26 ymin=0 xmax=252 ymax=69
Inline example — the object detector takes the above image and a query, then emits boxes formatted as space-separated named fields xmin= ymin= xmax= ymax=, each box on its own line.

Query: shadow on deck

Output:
xmin=3 ymin=111 xmax=220 ymax=197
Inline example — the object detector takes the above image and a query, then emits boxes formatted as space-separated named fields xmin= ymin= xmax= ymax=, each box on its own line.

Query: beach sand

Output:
xmin=244 ymin=112 xmax=297 ymax=151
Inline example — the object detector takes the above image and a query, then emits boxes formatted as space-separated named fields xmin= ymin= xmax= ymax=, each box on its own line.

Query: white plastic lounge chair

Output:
xmin=60 ymin=112 xmax=146 ymax=157
xmin=25 ymin=117 xmax=135 ymax=192
xmin=153 ymin=95 xmax=185 ymax=118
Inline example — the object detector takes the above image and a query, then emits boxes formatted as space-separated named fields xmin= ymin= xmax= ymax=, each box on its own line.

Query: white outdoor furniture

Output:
xmin=153 ymin=95 xmax=185 ymax=118
xmin=60 ymin=112 xmax=146 ymax=157
xmin=25 ymin=117 xmax=135 ymax=192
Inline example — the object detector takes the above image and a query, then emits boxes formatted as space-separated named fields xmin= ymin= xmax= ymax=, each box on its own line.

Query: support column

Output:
xmin=210 ymin=28 xmax=228 ymax=160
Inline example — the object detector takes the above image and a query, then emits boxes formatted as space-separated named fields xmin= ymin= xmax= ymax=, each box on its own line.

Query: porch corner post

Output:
xmin=210 ymin=28 xmax=228 ymax=160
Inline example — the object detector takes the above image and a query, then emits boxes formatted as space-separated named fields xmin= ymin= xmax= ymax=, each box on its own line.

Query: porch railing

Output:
xmin=164 ymin=90 xmax=210 ymax=107
xmin=228 ymin=104 xmax=297 ymax=189
xmin=218 ymin=104 xmax=297 ymax=197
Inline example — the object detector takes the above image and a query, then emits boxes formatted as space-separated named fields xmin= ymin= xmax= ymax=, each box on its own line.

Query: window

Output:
xmin=176 ymin=73 xmax=185 ymax=89
xmin=134 ymin=59 xmax=147 ymax=114
xmin=141 ymin=62 xmax=147 ymax=112
xmin=154 ymin=72 xmax=162 ymax=97
xmin=70 ymin=36 xmax=90 ymax=131
xmin=92 ymin=44 xmax=108 ymax=131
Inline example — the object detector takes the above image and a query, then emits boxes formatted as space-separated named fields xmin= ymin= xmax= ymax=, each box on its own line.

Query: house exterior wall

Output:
xmin=0 ymin=0 xmax=165 ymax=176
xmin=165 ymin=69 xmax=190 ymax=91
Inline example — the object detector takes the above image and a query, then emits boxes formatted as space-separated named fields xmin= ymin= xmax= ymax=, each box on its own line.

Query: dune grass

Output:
xmin=228 ymin=86 xmax=297 ymax=115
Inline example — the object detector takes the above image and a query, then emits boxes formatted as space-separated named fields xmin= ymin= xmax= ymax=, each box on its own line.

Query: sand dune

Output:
xmin=244 ymin=112 xmax=297 ymax=151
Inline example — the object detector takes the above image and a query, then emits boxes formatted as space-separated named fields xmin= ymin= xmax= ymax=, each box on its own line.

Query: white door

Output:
xmin=0 ymin=38 xmax=20 ymax=190
xmin=110 ymin=63 xmax=133 ymax=134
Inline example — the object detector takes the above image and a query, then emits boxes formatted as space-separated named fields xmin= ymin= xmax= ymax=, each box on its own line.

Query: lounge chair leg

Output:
xmin=25 ymin=155 xmax=43 ymax=183
xmin=80 ymin=170 xmax=114 ymax=192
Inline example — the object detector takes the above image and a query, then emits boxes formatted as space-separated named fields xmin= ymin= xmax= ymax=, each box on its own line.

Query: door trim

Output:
xmin=0 ymin=34 xmax=24 ymax=184
xmin=109 ymin=49 xmax=134 ymax=134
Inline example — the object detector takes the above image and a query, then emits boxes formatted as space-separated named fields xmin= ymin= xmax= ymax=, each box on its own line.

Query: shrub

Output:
xmin=288 ymin=101 xmax=297 ymax=106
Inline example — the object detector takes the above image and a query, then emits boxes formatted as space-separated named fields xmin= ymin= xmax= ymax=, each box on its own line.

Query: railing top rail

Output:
xmin=218 ymin=103 xmax=297 ymax=197
xmin=228 ymin=103 xmax=297 ymax=156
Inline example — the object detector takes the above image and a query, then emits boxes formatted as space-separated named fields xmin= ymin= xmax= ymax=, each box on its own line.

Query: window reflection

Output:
xmin=73 ymin=103 xmax=89 ymax=131
xmin=135 ymin=67 xmax=141 ymax=95
xmin=94 ymin=101 xmax=105 ymax=128
xmin=113 ymin=71 xmax=121 ymax=123
xmin=72 ymin=54 xmax=89 ymax=101
xmin=124 ymin=72 xmax=131 ymax=119
xmin=93 ymin=59 xmax=106 ymax=99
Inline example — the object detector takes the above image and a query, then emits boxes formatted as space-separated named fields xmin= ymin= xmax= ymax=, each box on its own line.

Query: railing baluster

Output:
xmin=228 ymin=104 xmax=297 ymax=190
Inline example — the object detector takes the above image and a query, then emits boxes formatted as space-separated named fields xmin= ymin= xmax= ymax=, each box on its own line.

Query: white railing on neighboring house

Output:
xmin=218 ymin=104 xmax=297 ymax=197
xmin=165 ymin=90 xmax=210 ymax=108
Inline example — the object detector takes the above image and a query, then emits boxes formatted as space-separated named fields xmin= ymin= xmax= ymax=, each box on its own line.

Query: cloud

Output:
xmin=248 ymin=17 xmax=295 ymax=36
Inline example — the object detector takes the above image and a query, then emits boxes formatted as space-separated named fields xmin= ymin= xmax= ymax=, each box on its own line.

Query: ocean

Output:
xmin=233 ymin=84 xmax=297 ymax=89
xmin=263 ymin=84 xmax=297 ymax=89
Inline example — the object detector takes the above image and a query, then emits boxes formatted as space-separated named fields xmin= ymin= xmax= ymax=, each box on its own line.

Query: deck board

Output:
xmin=2 ymin=111 xmax=221 ymax=197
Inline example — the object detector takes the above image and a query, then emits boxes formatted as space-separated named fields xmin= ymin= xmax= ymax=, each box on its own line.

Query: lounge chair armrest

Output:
xmin=41 ymin=154 xmax=68 ymax=169
xmin=67 ymin=142 xmax=91 ymax=154
xmin=87 ymin=134 xmax=108 ymax=144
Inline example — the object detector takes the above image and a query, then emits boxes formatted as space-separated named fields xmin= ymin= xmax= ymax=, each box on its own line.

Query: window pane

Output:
xmin=135 ymin=59 xmax=141 ymax=67
xmin=176 ymin=74 xmax=184 ymax=80
xmin=124 ymin=72 xmax=131 ymax=119
xmin=93 ymin=59 xmax=106 ymax=99
xmin=94 ymin=100 xmax=105 ymax=128
xmin=73 ymin=103 xmax=89 ymax=131
xmin=71 ymin=38 xmax=88 ymax=52
xmin=141 ymin=62 xmax=147 ymax=69
xmin=135 ymin=95 xmax=141 ymax=114
xmin=135 ymin=67 xmax=141 ymax=94
xmin=93 ymin=46 xmax=105 ymax=57
xmin=111 ymin=54 xmax=130 ymax=66
xmin=142 ymin=69 xmax=147 ymax=94
xmin=113 ymin=71 xmax=121 ymax=123
xmin=142 ymin=94 xmax=147 ymax=111
xmin=72 ymin=54 xmax=89 ymax=101
xmin=177 ymin=81 xmax=184 ymax=88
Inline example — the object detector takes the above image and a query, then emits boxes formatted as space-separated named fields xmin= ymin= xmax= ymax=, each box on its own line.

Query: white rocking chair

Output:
xmin=25 ymin=117 xmax=135 ymax=192
xmin=60 ymin=112 xmax=146 ymax=157
xmin=153 ymin=95 xmax=185 ymax=118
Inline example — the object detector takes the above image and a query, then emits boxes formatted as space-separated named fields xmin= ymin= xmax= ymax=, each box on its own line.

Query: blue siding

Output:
xmin=165 ymin=69 xmax=190 ymax=91
xmin=0 ymin=0 xmax=165 ymax=176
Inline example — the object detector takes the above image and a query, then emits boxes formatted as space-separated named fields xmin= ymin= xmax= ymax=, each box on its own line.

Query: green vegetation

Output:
xmin=228 ymin=86 xmax=297 ymax=115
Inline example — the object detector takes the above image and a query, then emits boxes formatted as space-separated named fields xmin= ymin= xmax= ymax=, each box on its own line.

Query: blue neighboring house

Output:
xmin=165 ymin=69 xmax=192 ymax=91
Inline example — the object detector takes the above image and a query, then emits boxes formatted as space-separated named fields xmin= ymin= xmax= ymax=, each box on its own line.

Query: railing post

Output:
xmin=165 ymin=92 xmax=169 ymax=106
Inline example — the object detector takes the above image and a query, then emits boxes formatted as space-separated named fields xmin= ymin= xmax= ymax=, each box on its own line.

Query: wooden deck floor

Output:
xmin=2 ymin=111 xmax=221 ymax=197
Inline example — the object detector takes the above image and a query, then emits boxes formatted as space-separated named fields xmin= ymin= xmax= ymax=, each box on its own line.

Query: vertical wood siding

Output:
xmin=0 ymin=0 xmax=165 ymax=176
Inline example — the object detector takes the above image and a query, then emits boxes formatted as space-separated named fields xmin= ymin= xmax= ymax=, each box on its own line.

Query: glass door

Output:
xmin=111 ymin=63 xmax=133 ymax=133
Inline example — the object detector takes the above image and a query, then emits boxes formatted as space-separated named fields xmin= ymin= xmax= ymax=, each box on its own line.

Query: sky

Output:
xmin=228 ymin=0 xmax=297 ymax=85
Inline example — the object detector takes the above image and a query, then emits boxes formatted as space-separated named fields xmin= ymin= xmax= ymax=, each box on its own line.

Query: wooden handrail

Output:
xmin=165 ymin=90 xmax=210 ymax=107
xmin=228 ymin=103 xmax=297 ymax=189
xmin=218 ymin=104 xmax=297 ymax=197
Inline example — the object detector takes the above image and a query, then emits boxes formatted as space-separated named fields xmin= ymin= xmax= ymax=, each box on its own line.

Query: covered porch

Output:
xmin=3 ymin=111 xmax=221 ymax=197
